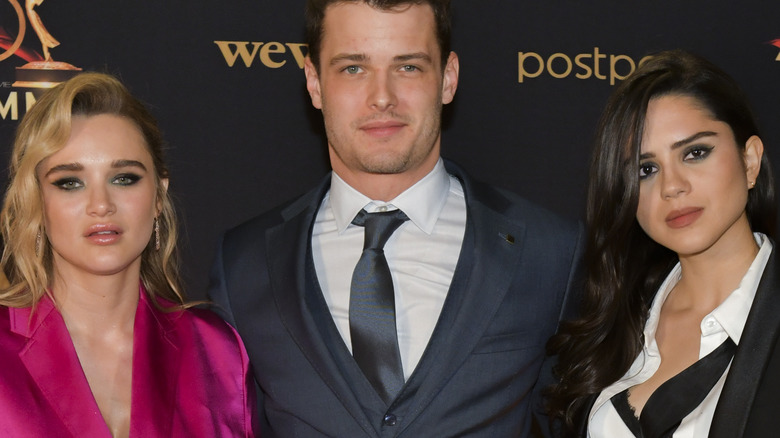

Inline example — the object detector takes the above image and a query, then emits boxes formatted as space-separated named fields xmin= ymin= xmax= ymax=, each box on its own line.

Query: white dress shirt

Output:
xmin=588 ymin=233 xmax=772 ymax=438
xmin=311 ymin=159 xmax=467 ymax=380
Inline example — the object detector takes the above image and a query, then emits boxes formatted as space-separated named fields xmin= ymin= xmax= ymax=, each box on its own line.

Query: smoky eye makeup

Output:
xmin=111 ymin=173 xmax=143 ymax=186
xmin=682 ymin=144 xmax=714 ymax=161
xmin=52 ymin=177 xmax=84 ymax=191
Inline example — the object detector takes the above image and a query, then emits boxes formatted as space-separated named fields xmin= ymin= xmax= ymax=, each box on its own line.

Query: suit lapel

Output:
xmin=13 ymin=299 xmax=111 ymax=437
xmin=394 ymin=165 xmax=527 ymax=428
xmin=129 ymin=288 xmax=179 ymax=437
xmin=710 ymin=247 xmax=780 ymax=437
xmin=265 ymin=177 xmax=379 ymax=436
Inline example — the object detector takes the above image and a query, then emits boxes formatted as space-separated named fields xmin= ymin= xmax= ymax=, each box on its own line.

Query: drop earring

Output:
xmin=154 ymin=217 xmax=161 ymax=251
xmin=35 ymin=229 xmax=42 ymax=257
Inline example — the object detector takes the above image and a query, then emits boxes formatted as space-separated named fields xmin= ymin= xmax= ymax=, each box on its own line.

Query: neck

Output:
xmin=331 ymin=154 xmax=440 ymax=202
xmin=673 ymin=221 xmax=759 ymax=312
xmin=50 ymin=265 xmax=141 ymax=336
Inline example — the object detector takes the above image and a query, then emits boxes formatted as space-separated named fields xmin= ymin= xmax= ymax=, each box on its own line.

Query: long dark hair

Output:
xmin=546 ymin=49 xmax=776 ymax=430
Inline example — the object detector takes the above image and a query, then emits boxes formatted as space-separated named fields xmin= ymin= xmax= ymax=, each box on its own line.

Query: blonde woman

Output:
xmin=0 ymin=73 xmax=257 ymax=437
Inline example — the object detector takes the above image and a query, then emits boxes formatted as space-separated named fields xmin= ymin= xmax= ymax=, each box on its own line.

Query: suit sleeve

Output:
xmin=531 ymin=222 xmax=586 ymax=438
xmin=207 ymin=234 xmax=238 ymax=328
xmin=207 ymin=233 xmax=271 ymax=433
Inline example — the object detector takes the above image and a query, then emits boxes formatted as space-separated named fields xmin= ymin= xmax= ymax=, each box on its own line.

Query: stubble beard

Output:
xmin=325 ymin=110 xmax=442 ymax=176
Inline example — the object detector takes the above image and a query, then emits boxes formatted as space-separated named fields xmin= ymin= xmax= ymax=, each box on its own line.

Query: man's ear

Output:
xmin=441 ymin=51 xmax=459 ymax=105
xmin=304 ymin=56 xmax=323 ymax=109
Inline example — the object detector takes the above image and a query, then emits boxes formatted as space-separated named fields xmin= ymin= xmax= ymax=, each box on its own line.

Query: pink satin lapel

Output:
xmin=9 ymin=288 xmax=254 ymax=437
xmin=14 ymin=299 xmax=111 ymax=437
xmin=129 ymin=289 xmax=180 ymax=436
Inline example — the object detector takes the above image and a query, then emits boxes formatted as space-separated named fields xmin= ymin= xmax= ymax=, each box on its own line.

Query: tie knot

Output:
xmin=352 ymin=209 xmax=409 ymax=250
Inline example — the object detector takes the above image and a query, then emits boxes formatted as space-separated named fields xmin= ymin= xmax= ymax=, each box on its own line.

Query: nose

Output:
xmin=368 ymin=71 xmax=397 ymax=111
xmin=660 ymin=167 xmax=690 ymax=199
xmin=87 ymin=185 xmax=116 ymax=216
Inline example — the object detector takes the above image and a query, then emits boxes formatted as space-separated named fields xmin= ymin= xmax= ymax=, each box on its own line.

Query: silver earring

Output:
xmin=154 ymin=218 xmax=161 ymax=251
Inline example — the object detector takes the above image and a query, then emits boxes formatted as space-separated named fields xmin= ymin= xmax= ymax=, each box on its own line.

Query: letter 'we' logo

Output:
xmin=214 ymin=41 xmax=308 ymax=69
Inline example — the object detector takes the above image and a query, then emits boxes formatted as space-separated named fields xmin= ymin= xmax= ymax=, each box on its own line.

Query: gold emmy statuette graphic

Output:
xmin=13 ymin=0 xmax=80 ymax=88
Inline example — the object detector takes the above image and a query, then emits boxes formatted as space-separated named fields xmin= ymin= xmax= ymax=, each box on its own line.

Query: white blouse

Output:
xmin=587 ymin=233 xmax=772 ymax=438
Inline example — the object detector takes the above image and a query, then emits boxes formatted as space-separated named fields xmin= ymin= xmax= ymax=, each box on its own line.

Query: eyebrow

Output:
xmin=44 ymin=163 xmax=82 ymax=177
xmin=639 ymin=131 xmax=718 ymax=159
xmin=44 ymin=159 xmax=147 ymax=177
xmin=329 ymin=53 xmax=367 ymax=66
xmin=328 ymin=52 xmax=433 ymax=66
xmin=113 ymin=159 xmax=147 ymax=171
xmin=395 ymin=52 xmax=433 ymax=63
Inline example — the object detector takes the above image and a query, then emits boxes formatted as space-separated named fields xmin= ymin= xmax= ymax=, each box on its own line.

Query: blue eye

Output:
xmin=344 ymin=65 xmax=361 ymax=74
xmin=112 ymin=173 xmax=141 ymax=186
xmin=53 ymin=177 xmax=83 ymax=191
xmin=401 ymin=65 xmax=419 ymax=72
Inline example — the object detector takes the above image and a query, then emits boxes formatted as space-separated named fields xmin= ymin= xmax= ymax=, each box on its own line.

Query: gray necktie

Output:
xmin=349 ymin=208 xmax=409 ymax=404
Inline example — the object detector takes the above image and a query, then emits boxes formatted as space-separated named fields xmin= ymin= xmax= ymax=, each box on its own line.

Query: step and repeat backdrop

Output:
xmin=1 ymin=1 xmax=778 ymax=298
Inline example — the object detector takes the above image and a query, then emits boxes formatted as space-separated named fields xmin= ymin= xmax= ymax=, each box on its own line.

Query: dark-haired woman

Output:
xmin=548 ymin=50 xmax=779 ymax=437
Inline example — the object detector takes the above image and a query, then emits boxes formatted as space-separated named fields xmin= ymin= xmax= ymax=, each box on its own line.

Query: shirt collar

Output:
xmin=328 ymin=158 xmax=451 ymax=234
xmin=646 ymin=233 xmax=772 ymax=345
xmin=710 ymin=233 xmax=772 ymax=343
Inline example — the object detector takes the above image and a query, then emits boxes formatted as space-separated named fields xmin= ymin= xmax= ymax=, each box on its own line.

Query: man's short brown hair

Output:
xmin=305 ymin=0 xmax=452 ymax=70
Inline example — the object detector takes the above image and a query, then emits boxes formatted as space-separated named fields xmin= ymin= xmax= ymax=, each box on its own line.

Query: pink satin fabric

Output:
xmin=0 ymin=286 xmax=257 ymax=437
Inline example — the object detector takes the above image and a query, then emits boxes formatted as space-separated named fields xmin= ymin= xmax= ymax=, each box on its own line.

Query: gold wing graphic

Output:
xmin=0 ymin=0 xmax=27 ymax=61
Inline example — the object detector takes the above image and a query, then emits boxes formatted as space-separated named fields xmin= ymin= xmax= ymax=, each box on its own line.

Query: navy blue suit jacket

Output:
xmin=209 ymin=160 xmax=584 ymax=437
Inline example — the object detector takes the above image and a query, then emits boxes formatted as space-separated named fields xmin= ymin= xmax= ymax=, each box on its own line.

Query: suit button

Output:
xmin=383 ymin=414 xmax=397 ymax=426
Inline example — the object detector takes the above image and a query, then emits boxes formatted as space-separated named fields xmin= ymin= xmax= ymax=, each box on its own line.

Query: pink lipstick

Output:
xmin=84 ymin=224 xmax=122 ymax=244
xmin=665 ymin=207 xmax=703 ymax=229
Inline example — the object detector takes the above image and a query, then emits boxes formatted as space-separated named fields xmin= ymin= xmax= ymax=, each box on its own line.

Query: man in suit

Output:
xmin=208 ymin=0 xmax=583 ymax=436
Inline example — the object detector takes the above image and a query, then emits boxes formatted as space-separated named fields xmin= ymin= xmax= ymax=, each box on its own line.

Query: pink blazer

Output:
xmin=0 ymin=286 xmax=257 ymax=437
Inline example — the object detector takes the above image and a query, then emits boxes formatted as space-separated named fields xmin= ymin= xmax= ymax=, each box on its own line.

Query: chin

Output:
xmin=359 ymin=155 xmax=412 ymax=175
xmin=662 ymin=238 xmax=715 ymax=258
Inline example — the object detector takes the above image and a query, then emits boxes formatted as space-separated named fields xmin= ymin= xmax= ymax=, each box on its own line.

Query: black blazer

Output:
xmin=209 ymin=160 xmax=584 ymax=437
xmin=570 ymin=246 xmax=780 ymax=437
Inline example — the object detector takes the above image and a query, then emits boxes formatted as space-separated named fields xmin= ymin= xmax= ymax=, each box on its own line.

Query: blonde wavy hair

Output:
xmin=0 ymin=72 xmax=185 ymax=309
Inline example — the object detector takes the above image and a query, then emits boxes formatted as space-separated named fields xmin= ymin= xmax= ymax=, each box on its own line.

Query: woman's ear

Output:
xmin=744 ymin=135 xmax=764 ymax=188
xmin=157 ymin=178 xmax=169 ymax=215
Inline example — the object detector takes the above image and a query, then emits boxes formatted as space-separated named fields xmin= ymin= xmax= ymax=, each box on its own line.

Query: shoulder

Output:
xmin=150 ymin=297 xmax=247 ymax=357
xmin=0 ymin=305 xmax=11 ymax=330
xmin=221 ymin=175 xmax=330 ymax=246
xmin=446 ymin=159 xmax=581 ymax=239
xmin=185 ymin=307 xmax=245 ymax=346
xmin=0 ymin=306 xmax=19 ymax=350
xmin=0 ymin=304 xmax=53 ymax=370
xmin=165 ymin=301 xmax=242 ymax=341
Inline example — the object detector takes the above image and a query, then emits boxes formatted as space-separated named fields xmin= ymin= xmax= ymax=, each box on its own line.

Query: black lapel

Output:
xmin=710 ymin=246 xmax=780 ymax=437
